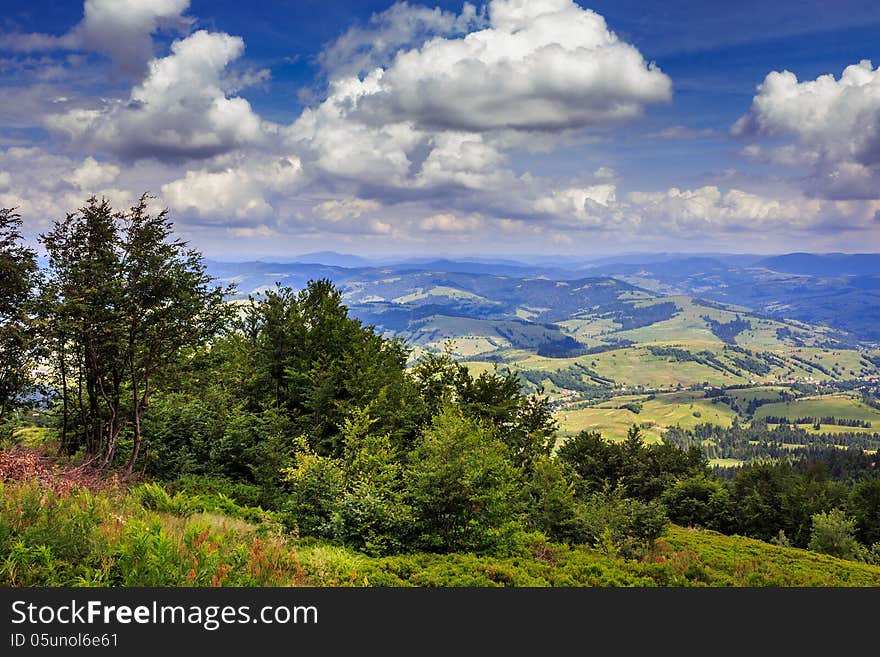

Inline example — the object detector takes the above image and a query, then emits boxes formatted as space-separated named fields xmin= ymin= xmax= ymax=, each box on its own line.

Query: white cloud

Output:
xmin=0 ymin=0 xmax=193 ymax=76
xmin=733 ymin=60 xmax=880 ymax=199
xmin=285 ymin=0 xmax=669 ymax=205
xmin=623 ymin=185 xmax=880 ymax=234
xmin=63 ymin=156 xmax=120 ymax=190
xmin=0 ymin=147 xmax=140 ymax=232
xmin=592 ymin=166 xmax=619 ymax=181
xmin=318 ymin=1 xmax=485 ymax=77
xmin=646 ymin=125 xmax=716 ymax=139
xmin=418 ymin=212 xmax=483 ymax=232
xmin=415 ymin=132 xmax=509 ymax=189
xmin=287 ymin=84 xmax=422 ymax=186
xmin=76 ymin=0 xmax=193 ymax=75
xmin=47 ymin=30 xmax=269 ymax=161
xmin=227 ymin=225 xmax=276 ymax=239
xmin=347 ymin=0 xmax=671 ymax=133
xmin=534 ymin=184 xmax=617 ymax=227
xmin=314 ymin=197 xmax=381 ymax=222
xmin=161 ymin=155 xmax=302 ymax=220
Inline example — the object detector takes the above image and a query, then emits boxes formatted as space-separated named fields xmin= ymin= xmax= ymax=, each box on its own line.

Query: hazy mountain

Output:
xmin=756 ymin=253 xmax=880 ymax=276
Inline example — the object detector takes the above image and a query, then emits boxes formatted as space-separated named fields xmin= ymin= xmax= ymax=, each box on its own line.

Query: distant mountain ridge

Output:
xmin=205 ymin=251 xmax=880 ymax=346
xmin=755 ymin=253 xmax=880 ymax=276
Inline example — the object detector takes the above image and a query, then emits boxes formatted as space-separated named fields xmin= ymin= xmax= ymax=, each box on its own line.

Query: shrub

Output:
xmin=808 ymin=509 xmax=861 ymax=561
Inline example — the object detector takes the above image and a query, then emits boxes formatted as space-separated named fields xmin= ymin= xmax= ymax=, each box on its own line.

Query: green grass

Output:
xmin=753 ymin=393 xmax=880 ymax=425
xmin=708 ymin=458 xmax=745 ymax=467
xmin=557 ymin=390 xmax=737 ymax=442
xmin=661 ymin=527 xmax=880 ymax=586
xmin=723 ymin=386 xmax=790 ymax=405
xmin=3 ymin=480 xmax=879 ymax=587
xmin=10 ymin=427 xmax=55 ymax=447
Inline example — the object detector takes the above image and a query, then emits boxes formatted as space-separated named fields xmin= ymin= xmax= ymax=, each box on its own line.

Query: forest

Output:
xmin=2 ymin=198 xmax=880 ymax=586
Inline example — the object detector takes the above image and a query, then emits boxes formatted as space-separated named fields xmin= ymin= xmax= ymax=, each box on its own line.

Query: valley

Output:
xmin=208 ymin=253 xmax=880 ymax=464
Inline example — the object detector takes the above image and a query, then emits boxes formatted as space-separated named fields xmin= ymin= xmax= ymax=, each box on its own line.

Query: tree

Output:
xmin=849 ymin=479 xmax=880 ymax=547
xmin=240 ymin=279 xmax=421 ymax=456
xmin=661 ymin=475 xmax=733 ymax=532
xmin=334 ymin=407 xmax=413 ymax=555
xmin=808 ymin=508 xmax=860 ymax=560
xmin=0 ymin=208 xmax=38 ymax=427
xmin=405 ymin=405 xmax=523 ymax=553
xmin=524 ymin=456 xmax=588 ymax=542
xmin=413 ymin=351 xmax=557 ymax=469
xmin=40 ymin=198 xmax=125 ymax=461
xmin=556 ymin=430 xmax=624 ymax=496
xmin=39 ymin=195 xmax=232 ymax=471
xmin=119 ymin=194 xmax=233 ymax=474
xmin=730 ymin=462 xmax=813 ymax=545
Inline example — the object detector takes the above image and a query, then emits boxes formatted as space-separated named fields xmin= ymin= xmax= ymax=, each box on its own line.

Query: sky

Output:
xmin=1 ymin=0 xmax=880 ymax=260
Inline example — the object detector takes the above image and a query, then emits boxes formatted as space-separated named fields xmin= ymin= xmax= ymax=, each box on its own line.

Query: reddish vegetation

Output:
xmin=0 ymin=446 xmax=123 ymax=494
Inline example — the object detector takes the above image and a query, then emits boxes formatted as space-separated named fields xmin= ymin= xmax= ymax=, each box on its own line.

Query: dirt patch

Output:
xmin=0 ymin=446 xmax=124 ymax=494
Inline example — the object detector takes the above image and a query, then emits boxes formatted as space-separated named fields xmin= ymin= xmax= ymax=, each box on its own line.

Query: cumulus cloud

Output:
xmin=534 ymin=184 xmax=617 ymax=227
xmin=284 ymin=0 xmax=670 ymax=207
xmin=733 ymin=60 xmax=880 ymax=199
xmin=63 ymin=156 xmax=120 ymax=190
xmin=415 ymin=132 xmax=509 ymax=189
xmin=314 ymin=197 xmax=381 ymax=222
xmin=527 ymin=178 xmax=880 ymax=240
xmin=47 ymin=30 xmax=268 ymax=161
xmin=0 ymin=0 xmax=193 ymax=76
xmin=0 ymin=147 xmax=139 ymax=231
xmin=160 ymin=155 xmax=303 ymax=220
xmin=345 ymin=0 xmax=671 ymax=133
xmin=419 ymin=212 xmax=483 ymax=232
xmin=318 ymin=1 xmax=485 ymax=77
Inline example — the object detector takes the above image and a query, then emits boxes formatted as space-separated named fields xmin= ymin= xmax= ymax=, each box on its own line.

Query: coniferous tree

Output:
xmin=0 ymin=208 xmax=38 ymax=426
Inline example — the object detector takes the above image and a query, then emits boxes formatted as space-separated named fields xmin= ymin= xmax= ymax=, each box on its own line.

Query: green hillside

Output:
xmin=3 ymin=480 xmax=877 ymax=587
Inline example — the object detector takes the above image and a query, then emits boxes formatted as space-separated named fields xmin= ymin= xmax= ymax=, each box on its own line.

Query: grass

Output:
xmin=753 ymin=393 xmax=880 ymax=424
xmin=10 ymin=427 xmax=55 ymax=447
xmin=723 ymin=386 xmax=790 ymax=404
xmin=557 ymin=390 xmax=737 ymax=442
xmin=708 ymin=458 xmax=745 ymax=467
xmin=3 ymin=479 xmax=879 ymax=587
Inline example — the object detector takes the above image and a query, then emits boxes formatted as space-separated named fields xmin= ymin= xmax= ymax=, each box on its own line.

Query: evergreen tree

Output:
xmin=0 ymin=208 xmax=38 ymax=426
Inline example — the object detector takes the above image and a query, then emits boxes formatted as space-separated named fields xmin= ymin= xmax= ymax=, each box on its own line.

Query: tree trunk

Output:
xmin=57 ymin=340 xmax=69 ymax=456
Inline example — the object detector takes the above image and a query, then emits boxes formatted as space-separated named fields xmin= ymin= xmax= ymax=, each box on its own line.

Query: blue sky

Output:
xmin=1 ymin=0 xmax=879 ymax=258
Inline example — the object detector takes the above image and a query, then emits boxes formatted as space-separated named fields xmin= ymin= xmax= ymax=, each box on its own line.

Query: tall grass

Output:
xmin=2 ymin=480 xmax=880 ymax=587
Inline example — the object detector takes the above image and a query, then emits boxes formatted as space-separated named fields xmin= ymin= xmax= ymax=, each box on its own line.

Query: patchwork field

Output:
xmin=556 ymin=390 xmax=737 ymax=442
xmin=752 ymin=393 xmax=880 ymax=425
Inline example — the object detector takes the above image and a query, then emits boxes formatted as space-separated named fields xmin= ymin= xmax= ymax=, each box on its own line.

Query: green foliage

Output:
xmin=38 ymin=195 xmax=233 ymax=468
xmin=729 ymin=461 xmax=847 ymax=547
xmin=405 ymin=405 xmax=524 ymax=553
xmin=241 ymin=280 xmax=422 ymax=457
xmin=557 ymin=425 xmax=706 ymax=501
xmin=281 ymin=440 xmax=346 ymax=539
xmin=661 ymin=476 xmax=733 ymax=532
xmin=0 ymin=208 xmax=38 ymax=425
xmin=524 ymin=456 xmax=589 ymax=543
xmin=3 ymin=481 xmax=880 ymax=587
xmin=412 ymin=351 xmax=557 ymax=469
xmin=808 ymin=509 xmax=861 ymax=561
xmin=578 ymin=489 xmax=669 ymax=559
xmin=133 ymin=482 xmax=271 ymax=524
xmin=333 ymin=408 xmax=413 ymax=555
xmin=849 ymin=478 xmax=880 ymax=546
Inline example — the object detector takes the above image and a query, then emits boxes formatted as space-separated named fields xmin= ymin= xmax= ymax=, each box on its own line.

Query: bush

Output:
xmin=404 ymin=406 xmax=524 ymax=554
xmin=578 ymin=489 xmax=669 ymax=559
xmin=281 ymin=447 xmax=345 ymax=538
xmin=808 ymin=509 xmax=861 ymax=561
xmin=661 ymin=476 xmax=733 ymax=532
